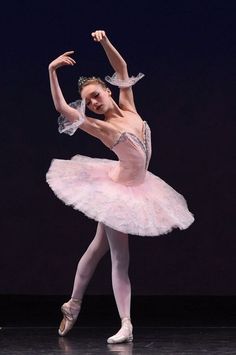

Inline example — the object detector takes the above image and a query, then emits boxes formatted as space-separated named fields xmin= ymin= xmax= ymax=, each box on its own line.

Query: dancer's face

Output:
xmin=81 ymin=83 xmax=112 ymax=114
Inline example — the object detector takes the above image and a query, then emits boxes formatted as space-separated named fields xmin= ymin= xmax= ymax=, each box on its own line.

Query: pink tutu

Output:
xmin=46 ymin=152 xmax=194 ymax=236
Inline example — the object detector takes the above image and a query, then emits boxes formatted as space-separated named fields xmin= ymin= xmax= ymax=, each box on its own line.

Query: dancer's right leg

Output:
xmin=71 ymin=222 xmax=109 ymax=300
xmin=59 ymin=222 xmax=109 ymax=336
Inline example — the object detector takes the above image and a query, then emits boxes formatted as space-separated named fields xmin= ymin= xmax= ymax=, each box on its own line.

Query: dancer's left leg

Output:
xmin=104 ymin=225 xmax=133 ymax=343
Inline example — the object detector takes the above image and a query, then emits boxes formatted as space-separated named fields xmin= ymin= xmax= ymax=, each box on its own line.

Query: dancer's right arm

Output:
xmin=48 ymin=51 xmax=112 ymax=141
xmin=48 ymin=51 xmax=82 ymax=123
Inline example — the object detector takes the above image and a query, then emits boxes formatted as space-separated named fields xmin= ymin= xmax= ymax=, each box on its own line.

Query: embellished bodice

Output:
xmin=109 ymin=121 xmax=152 ymax=186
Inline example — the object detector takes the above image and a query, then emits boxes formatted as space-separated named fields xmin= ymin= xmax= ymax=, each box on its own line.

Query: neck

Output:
xmin=104 ymin=99 xmax=124 ymax=121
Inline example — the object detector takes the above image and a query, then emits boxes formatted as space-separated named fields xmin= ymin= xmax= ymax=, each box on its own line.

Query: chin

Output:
xmin=95 ymin=110 xmax=104 ymax=115
xmin=98 ymin=107 xmax=107 ymax=115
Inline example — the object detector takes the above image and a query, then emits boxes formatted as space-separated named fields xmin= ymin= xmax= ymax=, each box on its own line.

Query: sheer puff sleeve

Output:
xmin=105 ymin=72 xmax=145 ymax=88
xmin=58 ymin=99 xmax=86 ymax=136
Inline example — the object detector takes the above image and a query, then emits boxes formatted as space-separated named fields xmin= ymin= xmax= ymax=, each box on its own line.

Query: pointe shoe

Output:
xmin=107 ymin=317 xmax=133 ymax=344
xmin=58 ymin=299 xmax=81 ymax=336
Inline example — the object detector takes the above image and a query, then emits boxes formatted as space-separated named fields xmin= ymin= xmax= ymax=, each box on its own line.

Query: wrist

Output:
xmin=101 ymin=36 xmax=109 ymax=45
xmin=48 ymin=64 xmax=56 ymax=72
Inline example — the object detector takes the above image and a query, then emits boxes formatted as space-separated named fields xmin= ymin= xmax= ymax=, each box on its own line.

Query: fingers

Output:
xmin=49 ymin=50 xmax=77 ymax=70
xmin=91 ymin=30 xmax=106 ymax=42
xmin=60 ymin=51 xmax=76 ymax=65
xmin=62 ymin=50 xmax=75 ymax=56
xmin=63 ymin=57 xmax=76 ymax=66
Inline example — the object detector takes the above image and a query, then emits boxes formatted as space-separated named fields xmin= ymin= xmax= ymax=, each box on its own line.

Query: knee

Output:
xmin=111 ymin=253 xmax=130 ymax=271
xmin=87 ymin=242 xmax=108 ymax=260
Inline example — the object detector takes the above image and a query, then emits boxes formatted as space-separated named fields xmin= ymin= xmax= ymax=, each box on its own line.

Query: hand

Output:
xmin=48 ymin=51 xmax=76 ymax=71
xmin=91 ymin=30 xmax=107 ymax=42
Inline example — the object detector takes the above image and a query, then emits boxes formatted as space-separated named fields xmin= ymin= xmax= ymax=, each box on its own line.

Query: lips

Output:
xmin=96 ymin=105 xmax=103 ymax=111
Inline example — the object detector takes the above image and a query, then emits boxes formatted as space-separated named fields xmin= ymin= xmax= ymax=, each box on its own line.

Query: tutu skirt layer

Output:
xmin=46 ymin=155 xmax=194 ymax=236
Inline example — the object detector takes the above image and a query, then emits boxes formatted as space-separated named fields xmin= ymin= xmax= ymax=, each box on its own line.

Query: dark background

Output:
xmin=1 ymin=0 xmax=235 ymax=296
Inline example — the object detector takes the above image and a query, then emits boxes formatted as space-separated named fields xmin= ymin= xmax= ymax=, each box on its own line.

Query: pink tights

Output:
xmin=71 ymin=222 xmax=131 ymax=319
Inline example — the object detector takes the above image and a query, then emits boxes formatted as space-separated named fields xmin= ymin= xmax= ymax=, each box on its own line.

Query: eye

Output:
xmin=94 ymin=93 xmax=99 ymax=98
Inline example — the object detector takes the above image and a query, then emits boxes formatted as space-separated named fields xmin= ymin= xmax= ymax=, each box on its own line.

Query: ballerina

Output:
xmin=47 ymin=30 xmax=194 ymax=343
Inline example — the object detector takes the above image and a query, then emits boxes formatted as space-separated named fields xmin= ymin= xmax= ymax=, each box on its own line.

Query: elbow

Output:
xmin=54 ymin=103 xmax=63 ymax=114
xmin=55 ymin=104 xmax=62 ymax=113
xmin=54 ymin=102 xmax=67 ymax=115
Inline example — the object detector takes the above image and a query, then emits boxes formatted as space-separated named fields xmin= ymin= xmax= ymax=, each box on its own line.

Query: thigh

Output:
xmin=104 ymin=225 xmax=129 ymax=259
xmin=88 ymin=222 xmax=109 ymax=253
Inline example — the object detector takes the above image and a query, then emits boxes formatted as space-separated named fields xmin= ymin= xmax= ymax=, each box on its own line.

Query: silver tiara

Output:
xmin=78 ymin=76 xmax=89 ymax=89
xmin=78 ymin=76 xmax=103 ymax=91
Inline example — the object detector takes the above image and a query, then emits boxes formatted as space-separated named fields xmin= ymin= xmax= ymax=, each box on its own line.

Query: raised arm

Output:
xmin=48 ymin=51 xmax=84 ymax=123
xmin=48 ymin=50 xmax=115 ymax=142
xmin=92 ymin=31 xmax=128 ymax=80
xmin=92 ymin=30 xmax=137 ymax=112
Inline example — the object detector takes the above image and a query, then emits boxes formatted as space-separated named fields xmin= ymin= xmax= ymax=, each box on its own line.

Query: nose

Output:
xmin=90 ymin=98 xmax=98 ymax=107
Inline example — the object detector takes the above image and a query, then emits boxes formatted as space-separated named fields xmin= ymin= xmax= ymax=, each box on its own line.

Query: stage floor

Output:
xmin=1 ymin=295 xmax=236 ymax=354
xmin=1 ymin=326 xmax=236 ymax=354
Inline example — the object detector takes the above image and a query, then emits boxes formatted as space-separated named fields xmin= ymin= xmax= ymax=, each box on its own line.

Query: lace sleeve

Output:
xmin=58 ymin=99 xmax=86 ymax=136
xmin=105 ymin=72 xmax=145 ymax=88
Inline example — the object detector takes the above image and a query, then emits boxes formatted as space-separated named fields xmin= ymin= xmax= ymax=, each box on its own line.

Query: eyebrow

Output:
xmin=85 ymin=90 xmax=98 ymax=103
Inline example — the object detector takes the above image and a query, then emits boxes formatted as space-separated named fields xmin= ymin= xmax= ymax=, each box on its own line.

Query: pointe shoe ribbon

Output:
xmin=107 ymin=317 xmax=133 ymax=344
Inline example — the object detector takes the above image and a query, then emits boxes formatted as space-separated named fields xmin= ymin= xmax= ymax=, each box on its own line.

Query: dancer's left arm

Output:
xmin=91 ymin=30 xmax=137 ymax=112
